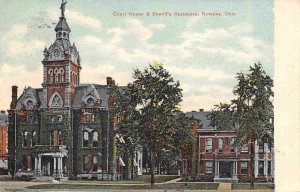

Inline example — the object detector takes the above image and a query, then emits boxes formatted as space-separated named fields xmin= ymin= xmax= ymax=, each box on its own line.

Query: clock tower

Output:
xmin=41 ymin=0 xmax=81 ymax=108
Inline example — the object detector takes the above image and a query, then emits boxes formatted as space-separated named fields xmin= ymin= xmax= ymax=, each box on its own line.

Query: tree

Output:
xmin=208 ymin=103 xmax=236 ymax=131
xmin=209 ymin=63 xmax=273 ymax=189
xmin=111 ymin=62 xmax=194 ymax=187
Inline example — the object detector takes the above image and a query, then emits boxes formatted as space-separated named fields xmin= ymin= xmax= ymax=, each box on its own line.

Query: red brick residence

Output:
xmin=181 ymin=110 xmax=274 ymax=182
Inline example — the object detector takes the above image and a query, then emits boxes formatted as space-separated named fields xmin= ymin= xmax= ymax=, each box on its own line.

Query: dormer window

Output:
xmin=87 ymin=98 xmax=95 ymax=107
xmin=26 ymin=99 xmax=33 ymax=109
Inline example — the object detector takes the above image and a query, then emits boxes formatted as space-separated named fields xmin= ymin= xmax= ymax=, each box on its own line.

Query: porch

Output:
xmin=214 ymin=160 xmax=238 ymax=182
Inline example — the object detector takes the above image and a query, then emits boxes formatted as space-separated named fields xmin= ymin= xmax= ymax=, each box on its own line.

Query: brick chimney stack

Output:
xmin=106 ymin=77 xmax=113 ymax=87
xmin=10 ymin=86 xmax=18 ymax=110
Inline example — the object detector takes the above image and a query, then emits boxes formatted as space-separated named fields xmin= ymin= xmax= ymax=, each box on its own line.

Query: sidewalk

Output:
xmin=163 ymin=177 xmax=182 ymax=184
xmin=218 ymin=183 xmax=232 ymax=190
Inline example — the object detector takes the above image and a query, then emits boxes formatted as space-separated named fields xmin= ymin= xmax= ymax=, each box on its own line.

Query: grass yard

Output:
xmin=132 ymin=175 xmax=180 ymax=183
xmin=27 ymin=182 xmax=219 ymax=190
xmin=232 ymin=183 xmax=275 ymax=190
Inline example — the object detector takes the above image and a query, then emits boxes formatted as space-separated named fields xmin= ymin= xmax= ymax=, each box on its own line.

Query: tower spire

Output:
xmin=55 ymin=0 xmax=71 ymax=39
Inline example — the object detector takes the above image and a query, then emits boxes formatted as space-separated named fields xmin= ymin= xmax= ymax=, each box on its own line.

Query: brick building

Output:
xmin=181 ymin=110 xmax=274 ymax=182
xmin=0 ymin=111 xmax=8 ymax=174
xmin=7 ymin=1 xmax=142 ymax=181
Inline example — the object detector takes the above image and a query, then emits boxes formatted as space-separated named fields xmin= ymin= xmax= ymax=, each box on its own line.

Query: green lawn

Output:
xmin=232 ymin=183 xmax=275 ymax=190
xmin=27 ymin=182 xmax=219 ymax=190
xmin=132 ymin=175 xmax=180 ymax=183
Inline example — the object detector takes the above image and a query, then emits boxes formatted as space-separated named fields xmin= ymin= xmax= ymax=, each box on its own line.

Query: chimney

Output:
xmin=10 ymin=86 xmax=18 ymax=110
xmin=106 ymin=77 xmax=112 ymax=86
xmin=199 ymin=109 xmax=204 ymax=112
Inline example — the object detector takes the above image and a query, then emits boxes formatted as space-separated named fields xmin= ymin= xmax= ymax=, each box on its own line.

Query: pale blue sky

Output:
xmin=0 ymin=0 xmax=274 ymax=111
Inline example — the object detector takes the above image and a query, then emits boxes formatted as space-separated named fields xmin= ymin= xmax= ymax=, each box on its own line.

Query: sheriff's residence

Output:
xmin=181 ymin=110 xmax=274 ymax=182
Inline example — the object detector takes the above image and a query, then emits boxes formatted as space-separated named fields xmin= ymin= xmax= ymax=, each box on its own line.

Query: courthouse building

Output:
xmin=181 ymin=110 xmax=274 ymax=182
xmin=7 ymin=1 xmax=142 ymax=181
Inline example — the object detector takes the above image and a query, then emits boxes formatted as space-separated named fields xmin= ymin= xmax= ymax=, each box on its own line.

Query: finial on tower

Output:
xmin=60 ymin=0 xmax=67 ymax=18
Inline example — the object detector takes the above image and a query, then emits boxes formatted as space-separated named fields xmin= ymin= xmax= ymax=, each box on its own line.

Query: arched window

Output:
xmin=52 ymin=95 xmax=62 ymax=107
xmin=21 ymin=155 xmax=27 ymax=171
xmin=63 ymin=32 xmax=66 ymax=37
xmin=48 ymin=69 xmax=54 ymax=82
xmin=60 ymin=69 xmax=65 ymax=82
xmin=59 ymin=32 xmax=62 ymax=38
xmin=32 ymin=131 xmax=37 ymax=146
xmin=58 ymin=115 xmax=63 ymax=122
xmin=92 ymin=132 xmax=98 ymax=147
xmin=23 ymin=131 xmax=28 ymax=147
xmin=26 ymin=100 xmax=33 ymax=109
xmin=58 ymin=130 xmax=63 ymax=145
xmin=83 ymin=131 xmax=89 ymax=147
xmin=49 ymin=93 xmax=63 ymax=108
xmin=82 ymin=155 xmax=88 ymax=172
xmin=50 ymin=130 xmax=63 ymax=146
xmin=87 ymin=98 xmax=94 ymax=107
xmin=75 ymin=73 xmax=78 ymax=85
xmin=92 ymin=156 xmax=97 ymax=172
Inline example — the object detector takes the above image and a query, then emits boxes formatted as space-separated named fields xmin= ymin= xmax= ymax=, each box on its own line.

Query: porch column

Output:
xmin=214 ymin=160 xmax=219 ymax=180
xmin=264 ymin=143 xmax=268 ymax=177
xmin=38 ymin=155 xmax=42 ymax=176
xmin=34 ymin=157 xmax=38 ymax=173
xmin=53 ymin=157 xmax=57 ymax=177
xmin=254 ymin=141 xmax=258 ymax=177
xmin=232 ymin=161 xmax=238 ymax=180
xmin=27 ymin=156 xmax=31 ymax=171
xmin=57 ymin=156 xmax=63 ymax=178
xmin=271 ymin=145 xmax=274 ymax=178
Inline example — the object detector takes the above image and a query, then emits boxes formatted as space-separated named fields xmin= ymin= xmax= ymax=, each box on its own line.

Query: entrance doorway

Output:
xmin=219 ymin=161 xmax=232 ymax=178
xmin=41 ymin=156 xmax=54 ymax=176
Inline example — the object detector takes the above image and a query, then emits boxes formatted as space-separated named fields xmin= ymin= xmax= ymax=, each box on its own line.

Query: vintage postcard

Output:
xmin=0 ymin=0 xmax=298 ymax=191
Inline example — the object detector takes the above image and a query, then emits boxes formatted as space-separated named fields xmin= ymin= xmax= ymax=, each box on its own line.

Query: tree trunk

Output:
xmin=157 ymin=151 xmax=160 ymax=175
xmin=150 ymin=148 xmax=156 ymax=187
xmin=250 ymin=138 xmax=255 ymax=189
xmin=131 ymin=152 xmax=134 ymax=179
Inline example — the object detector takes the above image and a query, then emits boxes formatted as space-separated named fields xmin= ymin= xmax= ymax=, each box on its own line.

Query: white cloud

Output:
xmin=67 ymin=10 xmax=102 ymax=31
xmin=7 ymin=39 xmax=44 ymax=57
xmin=166 ymin=66 xmax=233 ymax=81
xmin=3 ymin=24 xmax=28 ymax=39
xmin=0 ymin=63 xmax=42 ymax=110
xmin=180 ymin=95 xmax=232 ymax=112
xmin=199 ymin=85 xmax=233 ymax=96
xmin=229 ymin=24 xmax=253 ymax=34
xmin=149 ymin=23 xmax=166 ymax=30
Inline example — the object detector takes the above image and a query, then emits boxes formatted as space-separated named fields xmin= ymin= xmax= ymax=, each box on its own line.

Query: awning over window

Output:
xmin=0 ymin=160 xmax=8 ymax=169
xmin=119 ymin=157 xmax=125 ymax=166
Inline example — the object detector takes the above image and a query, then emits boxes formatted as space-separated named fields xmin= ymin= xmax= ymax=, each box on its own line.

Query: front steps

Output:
xmin=32 ymin=176 xmax=68 ymax=182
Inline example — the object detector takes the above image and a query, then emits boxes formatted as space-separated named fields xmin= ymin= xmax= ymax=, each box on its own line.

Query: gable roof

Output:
xmin=186 ymin=111 xmax=215 ymax=129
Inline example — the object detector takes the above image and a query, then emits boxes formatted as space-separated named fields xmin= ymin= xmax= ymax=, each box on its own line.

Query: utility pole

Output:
xmin=106 ymin=107 xmax=109 ymax=180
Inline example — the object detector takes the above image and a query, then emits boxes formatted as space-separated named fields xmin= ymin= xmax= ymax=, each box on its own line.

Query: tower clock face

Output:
xmin=54 ymin=49 xmax=60 ymax=57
